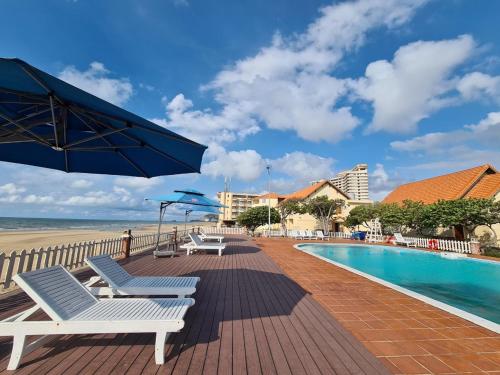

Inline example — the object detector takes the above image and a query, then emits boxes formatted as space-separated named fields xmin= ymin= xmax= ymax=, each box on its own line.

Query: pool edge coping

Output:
xmin=294 ymin=243 xmax=500 ymax=334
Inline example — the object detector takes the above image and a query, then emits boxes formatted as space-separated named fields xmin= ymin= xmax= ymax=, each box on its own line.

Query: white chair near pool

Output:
xmin=316 ymin=230 xmax=330 ymax=240
xmin=394 ymin=233 xmax=417 ymax=247
xmin=181 ymin=233 xmax=225 ymax=256
xmin=306 ymin=230 xmax=317 ymax=239
xmin=199 ymin=229 xmax=224 ymax=243
xmin=0 ymin=265 xmax=194 ymax=370
xmin=85 ymin=255 xmax=200 ymax=297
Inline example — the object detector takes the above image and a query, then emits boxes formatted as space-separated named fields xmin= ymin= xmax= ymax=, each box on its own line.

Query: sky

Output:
xmin=0 ymin=0 xmax=499 ymax=220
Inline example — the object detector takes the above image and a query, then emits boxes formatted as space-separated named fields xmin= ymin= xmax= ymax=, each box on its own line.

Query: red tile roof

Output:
xmin=284 ymin=180 xmax=350 ymax=201
xmin=465 ymin=173 xmax=500 ymax=199
xmin=257 ymin=192 xmax=286 ymax=199
xmin=383 ymin=164 xmax=499 ymax=204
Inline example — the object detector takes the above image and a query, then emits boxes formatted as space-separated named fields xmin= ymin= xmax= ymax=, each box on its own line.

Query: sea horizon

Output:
xmin=0 ymin=216 xmax=207 ymax=232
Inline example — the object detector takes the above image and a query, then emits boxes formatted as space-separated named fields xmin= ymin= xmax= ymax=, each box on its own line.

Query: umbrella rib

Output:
xmin=63 ymin=128 xmax=126 ymax=149
xmin=0 ymin=112 xmax=52 ymax=147
xmin=77 ymin=106 xmax=206 ymax=148
xmin=67 ymin=107 xmax=149 ymax=177
xmin=73 ymin=108 xmax=200 ymax=173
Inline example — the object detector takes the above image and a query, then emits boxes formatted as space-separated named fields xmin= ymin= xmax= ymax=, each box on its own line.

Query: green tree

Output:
xmin=304 ymin=195 xmax=345 ymax=233
xmin=378 ymin=203 xmax=405 ymax=234
xmin=344 ymin=204 xmax=379 ymax=230
xmin=435 ymin=198 xmax=500 ymax=239
xmin=401 ymin=200 xmax=425 ymax=233
xmin=237 ymin=206 xmax=280 ymax=235
xmin=277 ymin=199 xmax=305 ymax=234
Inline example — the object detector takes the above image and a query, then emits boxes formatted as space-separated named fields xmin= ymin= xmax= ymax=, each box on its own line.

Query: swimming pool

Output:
xmin=296 ymin=243 xmax=500 ymax=330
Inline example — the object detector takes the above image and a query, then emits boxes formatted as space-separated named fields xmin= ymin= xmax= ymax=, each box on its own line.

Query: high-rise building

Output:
xmin=330 ymin=164 xmax=369 ymax=200
xmin=217 ymin=191 xmax=260 ymax=225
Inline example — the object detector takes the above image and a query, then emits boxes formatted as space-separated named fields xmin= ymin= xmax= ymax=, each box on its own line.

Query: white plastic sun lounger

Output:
xmin=306 ymin=230 xmax=317 ymax=239
xmin=199 ymin=229 xmax=224 ymax=243
xmin=85 ymin=255 xmax=200 ymax=297
xmin=180 ymin=233 xmax=225 ymax=256
xmin=0 ymin=265 xmax=194 ymax=370
xmin=316 ymin=230 xmax=330 ymax=240
xmin=394 ymin=232 xmax=417 ymax=247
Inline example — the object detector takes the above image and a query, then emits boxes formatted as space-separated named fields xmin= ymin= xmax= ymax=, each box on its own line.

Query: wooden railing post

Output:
xmin=173 ymin=226 xmax=178 ymax=246
xmin=121 ymin=229 xmax=132 ymax=259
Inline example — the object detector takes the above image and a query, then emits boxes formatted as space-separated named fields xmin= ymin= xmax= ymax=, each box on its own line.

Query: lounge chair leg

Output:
xmin=8 ymin=334 xmax=26 ymax=370
xmin=154 ymin=331 xmax=170 ymax=364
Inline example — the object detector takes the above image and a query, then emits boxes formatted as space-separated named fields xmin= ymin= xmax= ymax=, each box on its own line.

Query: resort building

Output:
xmin=383 ymin=164 xmax=500 ymax=243
xmin=252 ymin=192 xmax=287 ymax=208
xmin=282 ymin=180 xmax=373 ymax=233
xmin=217 ymin=191 xmax=260 ymax=226
xmin=313 ymin=163 xmax=370 ymax=200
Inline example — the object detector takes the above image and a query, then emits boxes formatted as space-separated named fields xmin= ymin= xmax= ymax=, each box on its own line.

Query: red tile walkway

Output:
xmin=256 ymin=238 xmax=500 ymax=374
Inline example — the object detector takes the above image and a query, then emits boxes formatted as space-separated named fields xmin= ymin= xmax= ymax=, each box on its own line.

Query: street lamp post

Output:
xmin=266 ymin=164 xmax=271 ymax=237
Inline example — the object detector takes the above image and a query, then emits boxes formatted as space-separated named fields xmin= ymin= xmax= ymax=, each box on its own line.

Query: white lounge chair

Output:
xmin=306 ymin=230 xmax=317 ymax=239
xmin=181 ymin=233 xmax=225 ymax=256
xmin=394 ymin=233 xmax=417 ymax=247
xmin=296 ymin=230 xmax=307 ymax=239
xmin=0 ymin=266 xmax=194 ymax=370
xmin=85 ymin=255 xmax=199 ymax=297
xmin=199 ymin=229 xmax=224 ymax=243
xmin=316 ymin=230 xmax=330 ymax=240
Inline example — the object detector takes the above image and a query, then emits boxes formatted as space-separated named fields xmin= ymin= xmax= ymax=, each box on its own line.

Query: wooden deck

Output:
xmin=0 ymin=236 xmax=389 ymax=375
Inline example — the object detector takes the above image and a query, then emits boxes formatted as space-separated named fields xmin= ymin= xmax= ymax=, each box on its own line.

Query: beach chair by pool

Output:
xmin=181 ymin=233 xmax=225 ymax=256
xmin=394 ymin=233 xmax=417 ymax=247
xmin=296 ymin=230 xmax=307 ymax=239
xmin=85 ymin=255 xmax=199 ymax=297
xmin=0 ymin=266 xmax=194 ymax=370
xmin=306 ymin=230 xmax=317 ymax=239
xmin=316 ymin=230 xmax=330 ymax=240
xmin=199 ymin=229 xmax=224 ymax=243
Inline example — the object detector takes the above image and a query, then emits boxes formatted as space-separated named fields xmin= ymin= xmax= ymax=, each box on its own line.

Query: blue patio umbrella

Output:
xmin=146 ymin=189 xmax=225 ymax=252
xmin=0 ymin=58 xmax=207 ymax=176
xmin=182 ymin=205 xmax=219 ymax=233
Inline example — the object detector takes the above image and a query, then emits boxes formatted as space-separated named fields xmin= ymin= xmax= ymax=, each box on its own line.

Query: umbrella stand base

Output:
xmin=153 ymin=250 xmax=175 ymax=258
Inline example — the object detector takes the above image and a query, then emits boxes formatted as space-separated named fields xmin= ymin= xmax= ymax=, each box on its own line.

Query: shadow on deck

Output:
xmin=0 ymin=236 xmax=389 ymax=375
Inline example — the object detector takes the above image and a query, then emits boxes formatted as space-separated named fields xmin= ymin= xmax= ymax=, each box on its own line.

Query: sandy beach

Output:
xmin=0 ymin=222 xmax=217 ymax=254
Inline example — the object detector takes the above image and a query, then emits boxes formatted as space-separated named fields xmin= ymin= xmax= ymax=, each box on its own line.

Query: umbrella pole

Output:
xmin=155 ymin=202 xmax=171 ymax=252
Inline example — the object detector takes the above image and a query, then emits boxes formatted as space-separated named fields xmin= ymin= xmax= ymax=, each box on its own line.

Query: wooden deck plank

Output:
xmin=0 ymin=237 xmax=390 ymax=375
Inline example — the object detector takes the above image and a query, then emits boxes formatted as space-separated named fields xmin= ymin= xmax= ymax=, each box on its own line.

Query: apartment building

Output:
xmin=330 ymin=163 xmax=369 ymax=200
xmin=217 ymin=191 xmax=260 ymax=225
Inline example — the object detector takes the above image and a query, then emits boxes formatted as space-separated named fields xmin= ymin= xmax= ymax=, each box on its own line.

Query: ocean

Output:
xmin=0 ymin=217 xmax=163 ymax=231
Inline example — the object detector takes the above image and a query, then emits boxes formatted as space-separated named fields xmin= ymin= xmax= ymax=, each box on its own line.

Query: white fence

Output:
xmin=404 ymin=236 xmax=471 ymax=253
xmin=264 ymin=230 xmax=351 ymax=239
xmin=0 ymin=231 xmax=174 ymax=292
xmin=204 ymin=227 xmax=246 ymax=235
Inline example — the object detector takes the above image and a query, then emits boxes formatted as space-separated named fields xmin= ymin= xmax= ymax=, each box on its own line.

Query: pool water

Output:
xmin=297 ymin=244 xmax=500 ymax=324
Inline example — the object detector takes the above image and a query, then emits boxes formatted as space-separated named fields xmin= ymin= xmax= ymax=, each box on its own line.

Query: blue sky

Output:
xmin=0 ymin=0 xmax=499 ymax=220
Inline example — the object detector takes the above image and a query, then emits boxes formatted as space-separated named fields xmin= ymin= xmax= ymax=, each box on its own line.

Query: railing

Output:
xmin=0 ymin=231 xmax=174 ymax=292
xmin=329 ymin=232 xmax=351 ymax=239
xmin=404 ymin=236 xmax=471 ymax=253
xmin=204 ymin=227 xmax=246 ymax=235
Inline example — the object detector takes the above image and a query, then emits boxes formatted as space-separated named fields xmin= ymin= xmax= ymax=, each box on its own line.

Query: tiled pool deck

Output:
xmin=257 ymin=238 xmax=500 ymax=374
xmin=0 ymin=236 xmax=389 ymax=375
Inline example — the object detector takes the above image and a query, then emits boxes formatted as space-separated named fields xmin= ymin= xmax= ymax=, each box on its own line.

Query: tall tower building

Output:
xmin=330 ymin=164 xmax=369 ymax=200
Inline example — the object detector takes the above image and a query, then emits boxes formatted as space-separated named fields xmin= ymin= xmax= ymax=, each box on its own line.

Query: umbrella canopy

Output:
xmin=146 ymin=188 xmax=225 ymax=208
xmin=0 ymin=58 xmax=207 ymax=177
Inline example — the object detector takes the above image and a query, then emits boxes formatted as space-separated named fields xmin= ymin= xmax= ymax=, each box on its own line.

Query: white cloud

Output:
xmin=114 ymin=176 xmax=162 ymax=192
xmin=152 ymin=94 xmax=260 ymax=145
xmin=270 ymin=151 xmax=335 ymax=183
xmin=152 ymin=0 xmax=428 ymax=144
xmin=391 ymin=111 xmax=500 ymax=153
xmin=70 ymin=179 xmax=94 ymax=189
xmin=23 ymin=194 xmax=55 ymax=204
xmin=201 ymin=149 xmax=265 ymax=182
xmin=457 ymin=72 xmax=500 ymax=102
xmin=369 ymin=163 xmax=403 ymax=201
xmin=58 ymin=62 xmax=133 ymax=106
xmin=0 ymin=183 xmax=26 ymax=196
xmin=354 ymin=35 xmax=476 ymax=134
